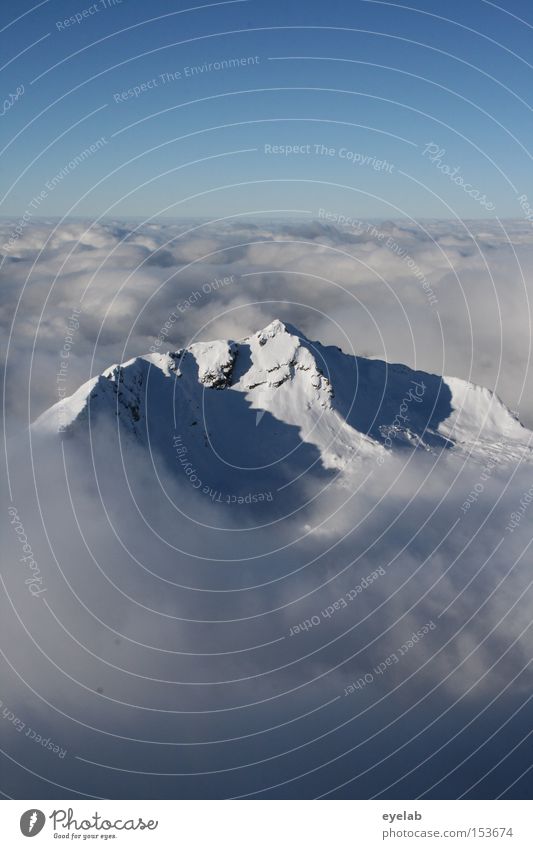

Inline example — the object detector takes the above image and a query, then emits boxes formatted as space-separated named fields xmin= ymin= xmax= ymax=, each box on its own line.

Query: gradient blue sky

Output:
xmin=1 ymin=0 xmax=532 ymax=221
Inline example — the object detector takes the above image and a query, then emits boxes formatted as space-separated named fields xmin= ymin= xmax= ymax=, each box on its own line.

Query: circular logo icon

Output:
xmin=20 ymin=810 xmax=46 ymax=837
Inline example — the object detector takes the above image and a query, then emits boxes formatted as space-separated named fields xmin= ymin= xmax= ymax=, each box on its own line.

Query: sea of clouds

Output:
xmin=2 ymin=218 xmax=533 ymax=800
xmin=2 ymin=216 xmax=533 ymax=429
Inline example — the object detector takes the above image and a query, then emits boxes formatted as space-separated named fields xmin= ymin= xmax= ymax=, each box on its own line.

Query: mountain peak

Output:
xmin=255 ymin=318 xmax=290 ymax=338
xmin=252 ymin=318 xmax=304 ymax=342
xmin=33 ymin=322 xmax=532 ymax=471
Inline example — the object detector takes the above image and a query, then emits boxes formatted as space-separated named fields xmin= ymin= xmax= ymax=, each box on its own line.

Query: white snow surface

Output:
xmin=33 ymin=320 xmax=533 ymax=470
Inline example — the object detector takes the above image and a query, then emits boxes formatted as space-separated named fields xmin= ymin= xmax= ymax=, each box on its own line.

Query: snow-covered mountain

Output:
xmin=33 ymin=320 xmax=532 ymax=489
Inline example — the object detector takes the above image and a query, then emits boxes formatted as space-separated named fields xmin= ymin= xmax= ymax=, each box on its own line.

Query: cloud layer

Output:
xmin=2 ymin=216 xmax=533 ymax=429
xmin=2 ymin=218 xmax=533 ymax=799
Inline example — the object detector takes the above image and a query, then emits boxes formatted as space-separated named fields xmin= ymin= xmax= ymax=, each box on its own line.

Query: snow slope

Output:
xmin=33 ymin=320 xmax=532 ymax=478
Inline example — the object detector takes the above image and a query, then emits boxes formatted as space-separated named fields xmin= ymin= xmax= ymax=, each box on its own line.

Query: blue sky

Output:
xmin=1 ymin=0 xmax=532 ymax=221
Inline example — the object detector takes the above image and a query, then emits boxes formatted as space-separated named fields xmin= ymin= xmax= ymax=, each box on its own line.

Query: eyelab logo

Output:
xmin=20 ymin=810 xmax=46 ymax=837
